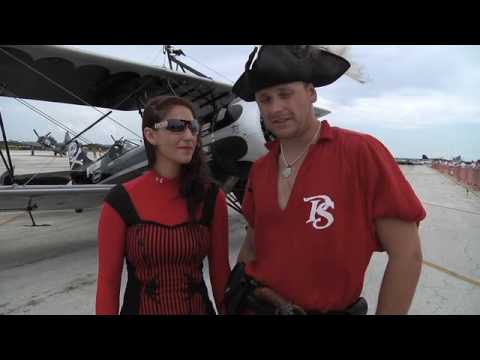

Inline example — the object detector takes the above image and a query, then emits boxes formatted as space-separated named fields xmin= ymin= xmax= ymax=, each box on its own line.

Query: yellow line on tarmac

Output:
xmin=422 ymin=201 xmax=480 ymax=216
xmin=423 ymin=260 xmax=480 ymax=288
xmin=0 ymin=213 xmax=24 ymax=226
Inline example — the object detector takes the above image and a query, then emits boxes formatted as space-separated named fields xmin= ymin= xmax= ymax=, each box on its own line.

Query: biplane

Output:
xmin=0 ymin=45 xmax=332 ymax=224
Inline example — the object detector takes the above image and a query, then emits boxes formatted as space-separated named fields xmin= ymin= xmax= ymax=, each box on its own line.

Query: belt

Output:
xmin=307 ymin=297 xmax=368 ymax=315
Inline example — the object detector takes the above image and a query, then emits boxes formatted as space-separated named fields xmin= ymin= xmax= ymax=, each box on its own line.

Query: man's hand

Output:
xmin=254 ymin=287 xmax=306 ymax=315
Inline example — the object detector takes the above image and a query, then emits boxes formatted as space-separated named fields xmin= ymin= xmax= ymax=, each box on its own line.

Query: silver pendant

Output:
xmin=282 ymin=166 xmax=292 ymax=178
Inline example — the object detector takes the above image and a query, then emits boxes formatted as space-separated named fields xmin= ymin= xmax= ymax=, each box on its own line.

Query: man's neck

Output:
xmin=280 ymin=118 xmax=321 ymax=154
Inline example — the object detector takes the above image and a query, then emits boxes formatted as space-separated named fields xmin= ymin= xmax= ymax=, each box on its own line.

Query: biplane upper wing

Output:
xmin=0 ymin=45 xmax=236 ymax=118
xmin=0 ymin=184 xmax=114 ymax=212
xmin=0 ymin=45 xmax=330 ymax=118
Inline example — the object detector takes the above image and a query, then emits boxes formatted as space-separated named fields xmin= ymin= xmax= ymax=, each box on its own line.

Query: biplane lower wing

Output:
xmin=0 ymin=170 xmax=85 ymax=185
xmin=0 ymin=184 xmax=114 ymax=212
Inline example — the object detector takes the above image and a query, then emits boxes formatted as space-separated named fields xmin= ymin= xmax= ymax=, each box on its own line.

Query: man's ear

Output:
xmin=143 ymin=127 xmax=157 ymax=146
xmin=306 ymin=83 xmax=317 ymax=103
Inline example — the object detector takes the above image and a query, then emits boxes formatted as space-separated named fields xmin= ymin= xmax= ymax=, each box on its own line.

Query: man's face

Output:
xmin=255 ymin=81 xmax=317 ymax=139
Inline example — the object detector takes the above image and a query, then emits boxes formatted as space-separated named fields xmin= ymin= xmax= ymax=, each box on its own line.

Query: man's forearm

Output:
xmin=237 ymin=226 xmax=256 ymax=263
xmin=376 ymin=255 xmax=422 ymax=315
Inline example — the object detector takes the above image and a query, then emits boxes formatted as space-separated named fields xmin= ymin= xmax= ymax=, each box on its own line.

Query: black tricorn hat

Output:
xmin=232 ymin=45 xmax=351 ymax=102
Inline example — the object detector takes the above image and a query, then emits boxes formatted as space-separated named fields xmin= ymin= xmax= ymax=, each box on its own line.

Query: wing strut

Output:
xmin=64 ymin=111 xmax=113 ymax=147
xmin=163 ymin=46 xmax=212 ymax=79
xmin=24 ymin=199 xmax=51 ymax=226
xmin=23 ymin=199 xmax=51 ymax=227
xmin=0 ymin=112 xmax=15 ymax=183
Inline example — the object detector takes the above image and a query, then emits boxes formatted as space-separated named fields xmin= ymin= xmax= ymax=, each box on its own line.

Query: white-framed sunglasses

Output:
xmin=154 ymin=118 xmax=200 ymax=135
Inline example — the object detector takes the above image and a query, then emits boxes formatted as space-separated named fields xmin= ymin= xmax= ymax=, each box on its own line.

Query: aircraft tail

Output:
xmin=67 ymin=140 xmax=93 ymax=171
xmin=64 ymin=131 xmax=70 ymax=145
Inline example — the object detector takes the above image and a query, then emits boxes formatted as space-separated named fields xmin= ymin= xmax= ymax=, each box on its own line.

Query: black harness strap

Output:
xmin=120 ymin=260 xmax=141 ymax=315
xmin=105 ymin=183 xmax=219 ymax=228
xmin=104 ymin=184 xmax=141 ymax=226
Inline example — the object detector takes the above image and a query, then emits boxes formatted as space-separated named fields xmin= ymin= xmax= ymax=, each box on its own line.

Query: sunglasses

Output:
xmin=154 ymin=118 xmax=200 ymax=135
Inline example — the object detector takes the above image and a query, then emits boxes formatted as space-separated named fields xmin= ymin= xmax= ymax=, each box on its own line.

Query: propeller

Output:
xmin=124 ymin=139 xmax=139 ymax=147
xmin=33 ymin=129 xmax=40 ymax=138
xmin=110 ymin=135 xmax=125 ymax=147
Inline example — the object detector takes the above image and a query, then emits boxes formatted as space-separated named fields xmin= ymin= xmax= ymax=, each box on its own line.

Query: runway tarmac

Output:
xmin=1 ymin=151 xmax=479 ymax=314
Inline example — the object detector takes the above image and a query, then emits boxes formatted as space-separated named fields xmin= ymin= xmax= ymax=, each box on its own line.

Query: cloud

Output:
xmin=2 ymin=45 xmax=479 ymax=159
xmin=320 ymin=89 xmax=480 ymax=130
xmin=313 ymin=45 xmax=480 ymax=133
xmin=318 ymin=45 xmax=480 ymax=102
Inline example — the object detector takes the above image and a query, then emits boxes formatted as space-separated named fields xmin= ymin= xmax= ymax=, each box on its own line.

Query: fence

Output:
xmin=431 ymin=162 xmax=480 ymax=189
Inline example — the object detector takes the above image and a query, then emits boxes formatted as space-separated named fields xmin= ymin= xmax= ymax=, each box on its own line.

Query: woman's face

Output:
xmin=144 ymin=105 xmax=198 ymax=166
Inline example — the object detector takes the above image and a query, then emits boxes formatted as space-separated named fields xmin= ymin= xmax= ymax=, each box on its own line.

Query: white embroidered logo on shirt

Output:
xmin=304 ymin=195 xmax=335 ymax=230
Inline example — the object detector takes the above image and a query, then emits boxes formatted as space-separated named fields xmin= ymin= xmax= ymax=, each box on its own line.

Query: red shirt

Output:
xmin=242 ymin=120 xmax=426 ymax=312
xmin=96 ymin=169 xmax=231 ymax=314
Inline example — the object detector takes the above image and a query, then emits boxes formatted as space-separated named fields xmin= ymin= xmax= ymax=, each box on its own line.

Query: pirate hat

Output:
xmin=232 ymin=45 xmax=351 ymax=102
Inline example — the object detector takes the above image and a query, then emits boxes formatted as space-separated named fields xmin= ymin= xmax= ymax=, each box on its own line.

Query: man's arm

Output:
xmin=237 ymin=226 xmax=256 ymax=263
xmin=375 ymin=218 xmax=423 ymax=315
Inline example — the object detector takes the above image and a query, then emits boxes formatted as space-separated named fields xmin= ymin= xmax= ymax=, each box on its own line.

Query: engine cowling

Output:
xmin=202 ymin=99 xmax=268 ymax=167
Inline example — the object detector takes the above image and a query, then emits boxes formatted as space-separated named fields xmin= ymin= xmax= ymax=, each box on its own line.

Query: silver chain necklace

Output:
xmin=280 ymin=122 xmax=321 ymax=178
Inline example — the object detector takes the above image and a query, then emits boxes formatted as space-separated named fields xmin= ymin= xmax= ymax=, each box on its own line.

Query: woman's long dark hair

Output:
xmin=142 ymin=96 xmax=211 ymax=223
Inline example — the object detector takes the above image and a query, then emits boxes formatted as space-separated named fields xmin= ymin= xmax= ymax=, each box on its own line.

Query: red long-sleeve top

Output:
xmin=96 ymin=169 xmax=230 ymax=314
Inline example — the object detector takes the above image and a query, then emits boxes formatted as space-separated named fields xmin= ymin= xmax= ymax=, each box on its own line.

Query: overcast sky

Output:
xmin=0 ymin=45 xmax=478 ymax=160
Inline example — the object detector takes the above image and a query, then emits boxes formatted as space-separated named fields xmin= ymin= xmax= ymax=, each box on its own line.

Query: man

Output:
xmin=226 ymin=45 xmax=426 ymax=315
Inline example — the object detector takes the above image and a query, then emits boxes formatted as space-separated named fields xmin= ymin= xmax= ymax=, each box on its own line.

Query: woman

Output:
xmin=96 ymin=96 xmax=230 ymax=315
